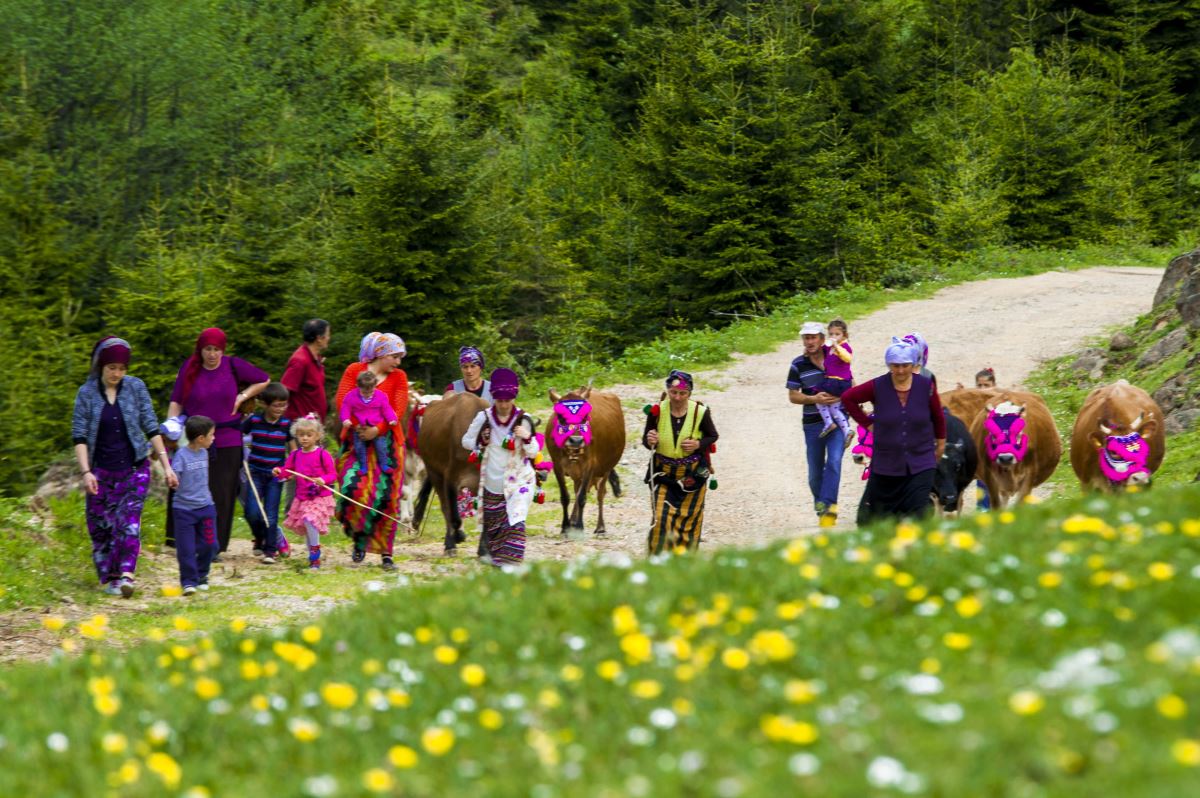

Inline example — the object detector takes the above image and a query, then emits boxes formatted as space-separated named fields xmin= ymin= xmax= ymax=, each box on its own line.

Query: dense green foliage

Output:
xmin=2 ymin=0 xmax=1199 ymax=494
xmin=2 ymin=486 xmax=1199 ymax=794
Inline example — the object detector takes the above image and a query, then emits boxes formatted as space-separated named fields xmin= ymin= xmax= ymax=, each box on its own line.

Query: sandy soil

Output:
xmin=2 ymin=266 xmax=1163 ymax=663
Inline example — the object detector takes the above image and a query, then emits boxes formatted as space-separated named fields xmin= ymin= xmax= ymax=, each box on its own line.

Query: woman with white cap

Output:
xmin=840 ymin=338 xmax=947 ymax=523
xmin=461 ymin=368 xmax=540 ymax=566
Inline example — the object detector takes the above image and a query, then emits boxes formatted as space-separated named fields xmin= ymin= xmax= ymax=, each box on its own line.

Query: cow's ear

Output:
xmin=580 ymin=386 xmax=592 ymax=400
xmin=548 ymin=389 xmax=561 ymax=403
xmin=1139 ymin=416 xmax=1158 ymax=439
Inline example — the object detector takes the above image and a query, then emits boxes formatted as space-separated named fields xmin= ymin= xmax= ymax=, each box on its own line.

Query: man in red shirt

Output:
xmin=281 ymin=319 xmax=331 ymax=422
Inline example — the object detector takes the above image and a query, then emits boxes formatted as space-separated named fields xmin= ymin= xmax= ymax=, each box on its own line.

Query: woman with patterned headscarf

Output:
xmin=72 ymin=337 xmax=179 ymax=597
xmin=333 ymin=332 xmax=410 ymax=570
xmin=166 ymin=327 xmax=271 ymax=555
xmin=642 ymin=369 xmax=720 ymax=555
xmin=442 ymin=345 xmax=492 ymax=401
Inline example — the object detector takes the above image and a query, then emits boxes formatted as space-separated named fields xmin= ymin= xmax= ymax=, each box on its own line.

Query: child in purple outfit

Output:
xmin=815 ymin=319 xmax=854 ymax=439
xmin=341 ymin=370 xmax=398 ymax=473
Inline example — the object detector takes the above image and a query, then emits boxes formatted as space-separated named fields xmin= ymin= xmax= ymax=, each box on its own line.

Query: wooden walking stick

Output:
xmin=285 ymin=469 xmax=413 ymax=532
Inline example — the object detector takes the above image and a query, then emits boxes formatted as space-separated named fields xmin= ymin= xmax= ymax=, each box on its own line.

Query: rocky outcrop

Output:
xmin=1069 ymin=348 xmax=1107 ymax=380
xmin=1136 ymin=327 xmax=1189 ymax=368
xmin=1109 ymin=331 xmax=1135 ymax=351
xmin=1165 ymin=408 xmax=1200 ymax=436
xmin=1154 ymin=247 xmax=1199 ymax=308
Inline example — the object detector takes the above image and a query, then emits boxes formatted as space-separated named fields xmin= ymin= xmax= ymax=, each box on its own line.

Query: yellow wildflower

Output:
xmin=799 ymin=564 xmax=820 ymax=580
xmin=560 ymin=664 xmax=583 ymax=682
xmin=999 ymin=511 xmax=1016 ymax=524
xmin=760 ymin=714 xmax=819 ymax=745
xmin=414 ymin=626 xmax=434 ymax=643
xmin=631 ymin=680 xmax=662 ymax=699
xmin=538 ymin=688 xmax=562 ymax=709
xmin=612 ymin=605 xmax=639 ymax=636
xmin=229 ymin=617 xmax=247 ymax=634
xmin=674 ymin=664 xmax=696 ymax=682
xmin=776 ymin=601 xmax=805 ymax=620
xmin=434 ymin=645 xmax=459 ymax=665
xmin=894 ymin=572 xmax=916 ymax=589
xmin=146 ymin=752 xmax=182 ymax=789
xmin=920 ymin=658 xmax=941 ymax=674
xmin=597 ymin=660 xmax=622 ymax=680
xmin=1157 ymin=694 xmax=1188 ymax=719
xmin=926 ymin=530 xmax=946 ymax=546
xmin=479 ymin=709 xmax=504 ymax=730
xmin=722 ymin=647 xmax=751 ymax=670
xmin=873 ymin=563 xmax=896 ymax=579
xmin=161 ymin=585 xmax=182 ymax=597
xmin=93 ymin=694 xmax=120 ymax=716
xmin=116 ymin=760 xmax=140 ymax=785
xmin=1148 ymin=562 xmax=1176 ymax=581
xmin=943 ymin=632 xmax=973 ymax=651
xmin=1038 ymin=572 xmax=1063 ymax=588
xmin=78 ymin=621 xmax=106 ymax=640
xmin=784 ymin=679 xmax=818 ymax=704
xmin=300 ymin=625 xmax=322 ymax=644
xmin=955 ymin=596 xmax=983 ymax=619
xmin=240 ymin=660 xmax=262 ymax=681
xmin=620 ymin=633 xmax=653 ymax=664
xmin=1008 ymin=690 xmax=1045 ymax=716
xmin=362 ymin=768 xmax=394 ymax=793
xmin=749 ymin=630 xmax=797 ymax=662
xmin=460 ymin=664 xmax=486 ymax=687
xmin=250 ymin=695 xmax=270 ymax=712
xmin=172 ymin=616 xmax=194 ymax=632
xmin=421 ymin=726 xmax=455 ymax=756
xmin=288 ymin=718 xmax=320 ymax=742
xmin=673 ymin=697 xmax=694 ymax=716
xmin=194 ymin=677 xmax=221 ymax=700
xmin=387 ymin=688 xmax=411 ymax=707
xmin=1171 ymin=739 xmax=1200 ymax=766
xmin=101 ymin=733 xmax=128 ymax=755
xmin=320 ymin=682 xmax=358 ymax=710
xmin=949 ymin=531 xmax=977 ymax=549
xmin=239 ymin=639 xmax=256 ymax=655
xmin=41 ymin=616 xmax=66 ymax=632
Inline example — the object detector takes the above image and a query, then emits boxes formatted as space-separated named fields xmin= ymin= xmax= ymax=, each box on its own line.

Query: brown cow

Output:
xmin=941 ymin=387 xmax=1001 ymax=426
xmin=545 ymin=388 xmax=625 ymax=535
xmin=1070 ymin=380 xmax=1165 ymax=492
xmin=961 ymin=389 xmax=1061 ymax=509
xmin=412 ymin=392 xmax=488 ymax=554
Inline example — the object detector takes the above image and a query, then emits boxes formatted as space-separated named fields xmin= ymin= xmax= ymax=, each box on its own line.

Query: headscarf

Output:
xmin=885 ymin=337 xmax=915 ymax=365
xmin=91 ymin=336 xmax=131 ymax=371
xmin=459 ymin=346 xmax=485 ymax=370
xmin=179 ymin=327 xmax=228 ymax=403
xmin=666 ymin=369 xmax=694 ymax=392
xmin=902 ymin=332 xmax=929 ymax=369
xmin=490 ymin=368 xmax=520 ymax=401
xmin=358 ymin=332 xmax=406 ymax=363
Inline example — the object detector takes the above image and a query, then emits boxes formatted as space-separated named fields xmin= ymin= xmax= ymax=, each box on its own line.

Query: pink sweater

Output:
xmin=340 ymin=389 xmax=398 ymax=427
xmin=280 ymin=447 xmax=338 ymax=499
xmin=823 ymin=341 xmax=854 ymax=382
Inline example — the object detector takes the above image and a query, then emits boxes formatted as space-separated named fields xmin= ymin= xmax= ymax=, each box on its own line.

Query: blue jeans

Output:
xmin=803 ymin=421 xmax=845 ymax=511
xmin=173 ymin=504 xmax=215 ymax=587
xmin=243 ymin=467 xmax=283 ymax=555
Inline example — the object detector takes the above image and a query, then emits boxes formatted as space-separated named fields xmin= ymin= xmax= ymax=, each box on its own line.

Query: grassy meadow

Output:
xmin=1 ymin=487 xmax=1199 ymax=795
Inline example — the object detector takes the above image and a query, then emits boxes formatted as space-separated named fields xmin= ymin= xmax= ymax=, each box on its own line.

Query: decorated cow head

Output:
xmin=1094 ymin=412 xmax=1154 ymax=487
xmin=984 ymin=402 xmax=1028 ymax=467
xmin=850 ymin=418 xmax=874 ymax=480
xmin=548 ymin=387 xmax=594 ymax=462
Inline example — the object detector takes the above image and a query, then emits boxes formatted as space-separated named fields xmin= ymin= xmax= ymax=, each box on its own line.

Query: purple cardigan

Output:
xmin=170 ymin=356 xmax=269 ymax=449
xmin=842 ymin=374 xmax=943 ymax=477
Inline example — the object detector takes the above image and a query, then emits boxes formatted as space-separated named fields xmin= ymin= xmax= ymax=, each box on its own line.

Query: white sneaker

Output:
xmin=119 ymin=576 xmax=135 ymax=598
xmin=183 ymin=586 xmax=197 ymax=596
xmin=261 ymin=556 xmax=275 ymax=565
xmin=102 ymin=582 xmax=122 ymax=596
xmin=198 ymin=583 xmax=210 ymax=592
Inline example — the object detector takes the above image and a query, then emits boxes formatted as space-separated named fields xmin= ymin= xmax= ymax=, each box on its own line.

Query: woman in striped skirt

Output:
xmin=643 ymin=370 xmax=719 ymax=555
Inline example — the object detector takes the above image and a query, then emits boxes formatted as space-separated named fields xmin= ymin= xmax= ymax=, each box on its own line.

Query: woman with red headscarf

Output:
xmin=333 ymin=332 xmax=409 ymax=570
xmin=165 ymin=328 xmax=270 ymax=554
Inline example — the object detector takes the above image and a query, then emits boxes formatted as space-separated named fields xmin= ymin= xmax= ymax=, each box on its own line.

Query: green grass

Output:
xmin=1 ymin=486 xmax=1199 ymax=795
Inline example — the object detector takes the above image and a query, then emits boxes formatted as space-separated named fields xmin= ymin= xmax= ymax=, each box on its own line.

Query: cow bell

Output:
xmin=535 ymin=488 xmax=546 ymax=504
xmin=467 ymin=448 xmax=481 ymax=464
xmin=503 ymin=435 xmax=517 ymax=451
xmin=708 ymin=477 xmax=718 ymax=490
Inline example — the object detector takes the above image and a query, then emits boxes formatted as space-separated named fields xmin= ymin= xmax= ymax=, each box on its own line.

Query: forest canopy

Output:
xmin=2 ymin=0 xmax=1198 ymax=494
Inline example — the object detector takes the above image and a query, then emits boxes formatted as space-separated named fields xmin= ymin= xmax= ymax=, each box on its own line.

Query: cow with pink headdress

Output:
xmin=1069 ymin=380 xmax=1165 ymax=492
xmin=965 ymin=389 xmax=1061 ymax=509
xmin=545 ymin=387 xmax=625 ymax=536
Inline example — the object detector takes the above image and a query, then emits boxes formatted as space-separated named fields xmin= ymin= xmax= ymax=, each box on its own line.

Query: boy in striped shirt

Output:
xmin=241 ymin=382 xmax=293 ymax=562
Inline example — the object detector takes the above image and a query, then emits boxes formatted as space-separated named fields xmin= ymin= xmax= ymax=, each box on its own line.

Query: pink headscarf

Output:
xmin=358 ymin=332 xmax=406 ymax=363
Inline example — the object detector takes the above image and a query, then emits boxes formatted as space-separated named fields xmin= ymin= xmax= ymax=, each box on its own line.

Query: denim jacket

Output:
xmin=71 ymin=375 xmax=160 ymax=466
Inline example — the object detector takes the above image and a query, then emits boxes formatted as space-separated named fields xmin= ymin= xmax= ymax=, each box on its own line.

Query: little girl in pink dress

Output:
xmin=276 ymin=416 xmax=337 ymax=570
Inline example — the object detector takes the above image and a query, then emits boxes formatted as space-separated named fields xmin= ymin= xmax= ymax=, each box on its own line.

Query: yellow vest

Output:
xmin=656 ymin=400 xmax=706 ymax=458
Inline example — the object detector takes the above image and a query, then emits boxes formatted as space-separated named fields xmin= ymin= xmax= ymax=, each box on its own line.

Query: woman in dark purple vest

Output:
xmin=841 ymin=339 xmax=947 ymax=524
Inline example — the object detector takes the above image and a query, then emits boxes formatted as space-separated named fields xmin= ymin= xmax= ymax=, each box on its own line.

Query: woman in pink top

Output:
xmin=277 ymin=416 xmax=338 ymax=570
xmin=340 ymin=370 xmax=398 ymax=473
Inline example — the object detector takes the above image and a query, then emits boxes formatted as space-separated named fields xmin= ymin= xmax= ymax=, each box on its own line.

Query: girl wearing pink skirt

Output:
xmin=276 ymin=416 xmax=337 ymax=570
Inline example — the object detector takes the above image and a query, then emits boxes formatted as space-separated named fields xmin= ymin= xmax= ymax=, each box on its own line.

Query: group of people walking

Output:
xmin=71 ymin=314 xmax=962 ymax=599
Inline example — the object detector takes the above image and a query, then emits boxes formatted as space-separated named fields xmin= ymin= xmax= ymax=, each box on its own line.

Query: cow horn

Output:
xmin=1130 ymin=412 xmax=1144 ymax=431
xmin=1098 ymin=421 xmax=1113 ymax=436
xmin=548 ymin=389 xmax=561 ymax=403
xmin=580 ymin=385 xmax=592 ymax=400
